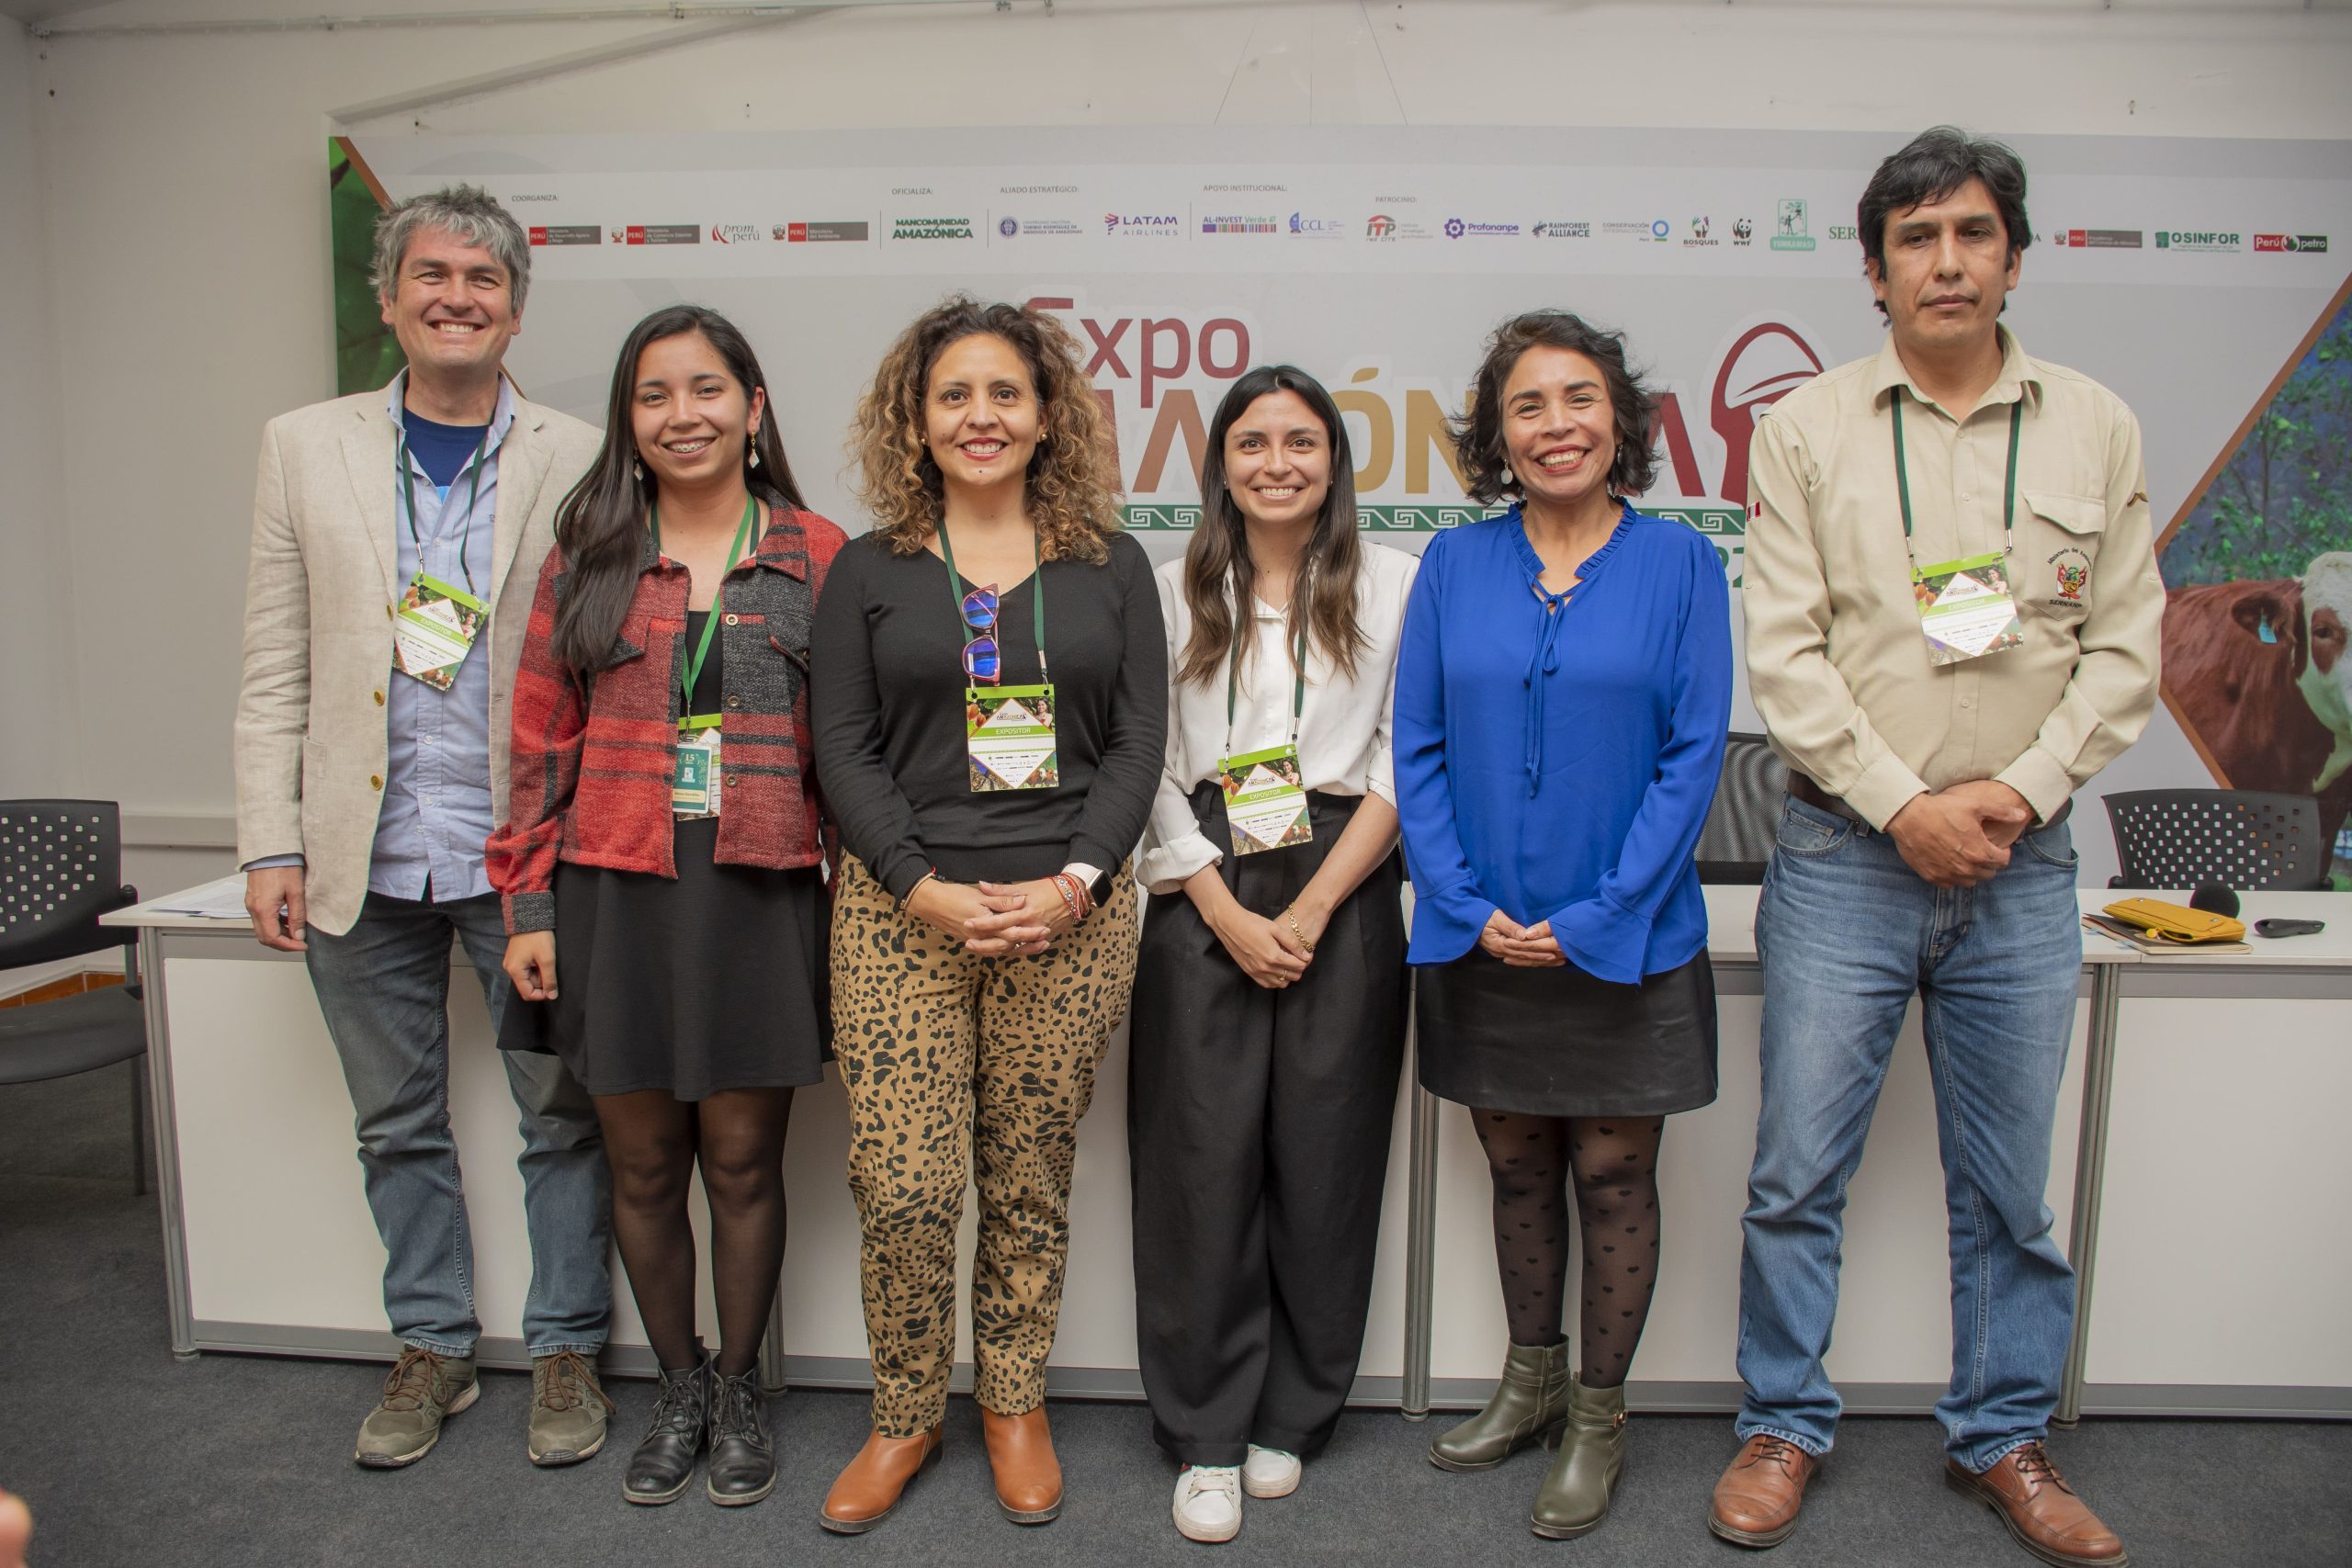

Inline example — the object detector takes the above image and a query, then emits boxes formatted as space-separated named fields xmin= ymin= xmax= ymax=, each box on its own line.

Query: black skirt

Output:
xmin=1415 ymin=946 xmax=1717 ymax=1118
xmin=497 ymin=817 xmax=830 ymax=1101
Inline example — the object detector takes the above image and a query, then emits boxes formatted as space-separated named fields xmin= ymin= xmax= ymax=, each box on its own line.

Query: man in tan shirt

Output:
xmin=1711 ymin=128 xmax=2157 ymax=1566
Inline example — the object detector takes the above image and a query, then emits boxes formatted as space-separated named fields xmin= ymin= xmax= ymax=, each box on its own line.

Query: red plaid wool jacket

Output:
xmin=488 ymin=505 xmax=847 ymax=934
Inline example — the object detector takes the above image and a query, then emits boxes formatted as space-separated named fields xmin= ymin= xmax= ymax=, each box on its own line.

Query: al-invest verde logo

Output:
xmin=1041 ymin=295 xmax=1827 ymax=584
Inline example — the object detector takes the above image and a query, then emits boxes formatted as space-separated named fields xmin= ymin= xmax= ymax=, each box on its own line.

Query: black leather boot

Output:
xmin=705 ymin=1367 xmax=775 ymax=1506
xmin=622 ymin=1356 xmax=710 ymax=1506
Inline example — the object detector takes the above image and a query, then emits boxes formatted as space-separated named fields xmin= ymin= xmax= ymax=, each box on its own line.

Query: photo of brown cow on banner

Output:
xmin=2161 ymin=282 xmax=2352 ymax=884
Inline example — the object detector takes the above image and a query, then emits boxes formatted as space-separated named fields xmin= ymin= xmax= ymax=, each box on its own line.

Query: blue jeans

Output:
xmin=1735 ymin=796 xmax=2081 ymax=1472
xmin=305 ymin=890 xmax=610 ymax=1357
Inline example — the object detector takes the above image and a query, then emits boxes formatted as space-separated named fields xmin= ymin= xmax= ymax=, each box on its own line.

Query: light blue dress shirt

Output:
xmin=369 ymin=372 xmax=513 ymax=903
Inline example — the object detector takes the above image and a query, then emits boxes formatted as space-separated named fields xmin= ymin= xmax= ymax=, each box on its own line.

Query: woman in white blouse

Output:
xmin=1127 ymin=364 xmax=1419 ymax=1543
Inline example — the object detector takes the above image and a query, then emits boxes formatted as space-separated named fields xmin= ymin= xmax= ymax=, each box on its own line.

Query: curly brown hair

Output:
xmin=849 ymin=295 xmax=1125 ymax=562
xmin=1452 ymin=310 xmax=1658 ymax=506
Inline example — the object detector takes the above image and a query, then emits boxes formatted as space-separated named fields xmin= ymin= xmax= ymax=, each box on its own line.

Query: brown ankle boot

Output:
xmin=818 ymin=1426 xmax=944 ymax=1534
xmin=980 ymin=1404 xmax=1063 ymax=1524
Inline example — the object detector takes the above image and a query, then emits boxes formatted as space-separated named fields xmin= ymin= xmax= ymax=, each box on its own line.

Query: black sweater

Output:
xmin=810 ymin=529 xmax=1168 ymax=898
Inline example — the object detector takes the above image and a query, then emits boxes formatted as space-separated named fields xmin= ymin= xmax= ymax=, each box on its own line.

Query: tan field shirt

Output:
xmin=1742 ymin=329 xmax=2164 ymax=829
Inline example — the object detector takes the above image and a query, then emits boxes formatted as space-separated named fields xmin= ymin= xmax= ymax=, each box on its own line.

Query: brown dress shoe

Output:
xmin=1946 ymin=1442 xmax=2128 ymax=1567
xmin=819 ymin=1426 xmax=944 ymax=1535
xmin=980 ymin=1404 xmax=1063 ymax=1524
xmin=1709 ymin=1434 xmax=1819 ymax=1548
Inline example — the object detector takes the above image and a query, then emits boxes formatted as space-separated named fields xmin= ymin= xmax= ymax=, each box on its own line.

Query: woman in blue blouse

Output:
xmin=1396 ymin=310 xmax=1730 ymax=1540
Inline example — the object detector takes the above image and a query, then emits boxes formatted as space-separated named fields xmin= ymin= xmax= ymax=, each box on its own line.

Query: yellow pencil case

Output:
xmin=2101 ymin=897 xmax=2246 ymax=944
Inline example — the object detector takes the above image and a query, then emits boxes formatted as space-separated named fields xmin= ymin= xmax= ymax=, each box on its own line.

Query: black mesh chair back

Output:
xmin=0 ymin=800 xmax=140 ymax=966
xmin=1696 ymin=733 xmax=1789 ymax=885
xmin=2101 ymin=789 xmax=2330 ymax=892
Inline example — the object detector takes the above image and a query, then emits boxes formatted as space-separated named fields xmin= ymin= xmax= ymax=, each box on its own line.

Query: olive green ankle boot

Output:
xmin=1428 ymin=1340 xmax=1571 ymax=1472
xmin=1529 ymin=1378 xmax=1627 ymax=1539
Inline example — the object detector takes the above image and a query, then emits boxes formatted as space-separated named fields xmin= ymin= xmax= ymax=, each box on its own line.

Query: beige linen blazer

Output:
xmin=232 ymin=384 xmax=604 ymax=936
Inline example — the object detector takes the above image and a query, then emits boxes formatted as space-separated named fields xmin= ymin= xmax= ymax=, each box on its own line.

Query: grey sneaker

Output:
xmin=356 ymin=1347 xmax=479 ymax=1468
xmin=530 ymin=1350 xmax=614 ymax=1467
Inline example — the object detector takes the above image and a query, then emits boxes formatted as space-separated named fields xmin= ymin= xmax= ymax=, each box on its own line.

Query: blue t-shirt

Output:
xmin=401 ymin=410 xmax=491 ymax=491
xmin=1392 ymin=503 xmax=1733 ymax=983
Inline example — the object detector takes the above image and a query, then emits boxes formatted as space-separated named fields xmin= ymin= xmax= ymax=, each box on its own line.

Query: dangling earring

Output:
xmin=632 ymin=457 xmax=644 ymax=480
xmin=748 ymin=440 xmax=760 ymax=470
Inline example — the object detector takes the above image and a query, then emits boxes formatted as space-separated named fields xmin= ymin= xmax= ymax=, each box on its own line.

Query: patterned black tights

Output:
xmin=1470 ymin=1110 xmax=1665 ymax=1389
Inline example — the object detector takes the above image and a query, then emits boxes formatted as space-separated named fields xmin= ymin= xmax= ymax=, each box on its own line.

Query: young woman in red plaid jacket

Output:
xmin=487 ymin=304 xmax=845 ymax=1511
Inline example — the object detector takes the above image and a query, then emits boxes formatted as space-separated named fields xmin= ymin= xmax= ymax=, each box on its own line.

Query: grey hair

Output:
xmin=368 ymin=184 xmax=532 ymax=314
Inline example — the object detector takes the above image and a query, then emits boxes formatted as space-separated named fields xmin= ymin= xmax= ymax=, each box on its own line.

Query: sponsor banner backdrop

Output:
xmin=342 ymin=128 xmax=2352 ymax=884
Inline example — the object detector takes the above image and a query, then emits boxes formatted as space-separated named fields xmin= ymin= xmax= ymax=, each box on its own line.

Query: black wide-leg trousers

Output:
xmin=1127 ymin=785 xmax=1409 ymax=1466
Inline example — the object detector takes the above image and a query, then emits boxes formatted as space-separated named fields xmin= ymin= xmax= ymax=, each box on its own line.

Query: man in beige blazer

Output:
xmin=234 ymin=185 xmax=613 ymax=1472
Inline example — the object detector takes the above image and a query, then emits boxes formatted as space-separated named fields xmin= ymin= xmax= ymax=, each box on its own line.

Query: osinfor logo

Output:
xmin=2154 ymin=231 xmax=2240 ymax=252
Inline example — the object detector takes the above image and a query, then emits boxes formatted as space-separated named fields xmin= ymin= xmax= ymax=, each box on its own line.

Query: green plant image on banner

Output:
xmin=2165 ymin=293 xmax=2352 ymax=587
xmin=331 ymin=138 xmax=402 ymax=396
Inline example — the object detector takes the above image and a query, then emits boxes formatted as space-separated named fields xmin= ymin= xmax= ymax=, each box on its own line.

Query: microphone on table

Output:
xmin=2189 ymin=883 xmax=2241 ymax=919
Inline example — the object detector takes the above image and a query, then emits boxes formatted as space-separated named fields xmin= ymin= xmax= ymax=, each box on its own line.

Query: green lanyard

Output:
xmin=395 ymin=426 xmax=491 ymax=596
xmin=650 ymin=493 xmax=759 ymax=717
xmin=937 ymin=522 xmax=1049 ymax=682
xmin=1224 ymin=594 xmax=1309 ymax=760
xmin=1892 ymin=392 xmax=2022 ymax=574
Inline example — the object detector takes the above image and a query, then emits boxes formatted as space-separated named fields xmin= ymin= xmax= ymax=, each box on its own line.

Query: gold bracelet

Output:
xmin=1283 ymin=907 xmax=1316 ymax=955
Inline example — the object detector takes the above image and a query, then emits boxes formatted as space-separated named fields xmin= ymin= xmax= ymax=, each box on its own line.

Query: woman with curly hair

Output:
xmin=810 ymin=295 xmax=1165 ymax=1533
xmin=1396 ymin=310 xmax=1730 ymax=1539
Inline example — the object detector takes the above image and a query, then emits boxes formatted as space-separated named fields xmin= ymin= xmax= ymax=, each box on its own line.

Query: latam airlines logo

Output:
xmin=1104 ymin=213 xmax=1182 ymax=236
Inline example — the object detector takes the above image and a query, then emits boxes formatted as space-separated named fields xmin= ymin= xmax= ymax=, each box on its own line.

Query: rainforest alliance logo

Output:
xmin=890 ymin=216 xmax=975 ymax=241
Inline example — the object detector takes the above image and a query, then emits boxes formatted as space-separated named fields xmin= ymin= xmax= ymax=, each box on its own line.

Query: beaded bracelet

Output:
xmin=1047 ymin=873 xmax=1088 ymax=927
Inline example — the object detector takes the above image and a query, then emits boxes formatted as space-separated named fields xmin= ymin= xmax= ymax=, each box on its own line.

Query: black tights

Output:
xmin=593 ymin=1088 xmax=794 ymax=1377
xmin=1470 ymin=1110 xmax=1665 ymax=1389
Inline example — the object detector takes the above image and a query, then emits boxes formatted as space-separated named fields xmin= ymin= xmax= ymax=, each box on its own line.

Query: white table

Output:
xmin=105 ymin=881 xmax=2352 ymax=1421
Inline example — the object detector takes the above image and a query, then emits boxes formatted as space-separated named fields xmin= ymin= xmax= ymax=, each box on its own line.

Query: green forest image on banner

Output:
xmin=331 ymin=138 xmax=402 ymax=396
xmin=2160 ymin=285 xmax=2352 ymax=881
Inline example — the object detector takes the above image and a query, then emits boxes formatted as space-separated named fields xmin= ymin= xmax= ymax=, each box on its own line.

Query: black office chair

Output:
xmin=1696 ymin=732 xmax=1788 ymax=885
xmin=2101 ymin=788 xmax=2331 ymax=892
xmin=0 ymin=800 xmax=149 ymax=1193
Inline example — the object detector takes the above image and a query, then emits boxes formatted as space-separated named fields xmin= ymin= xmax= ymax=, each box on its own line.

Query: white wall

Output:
xmin=8 ymin=0 xmax=2352 ymax=885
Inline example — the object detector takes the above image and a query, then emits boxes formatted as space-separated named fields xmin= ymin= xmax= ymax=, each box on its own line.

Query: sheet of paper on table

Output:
xmin=150 ymin=877 xmax=260 ymax=920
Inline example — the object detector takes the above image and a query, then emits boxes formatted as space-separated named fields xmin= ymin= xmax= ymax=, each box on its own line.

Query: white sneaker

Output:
xmin=1242 ymin=1444 xmax=1301 ymax=1499
xmin=1172 ymin=1464 xmax=1242 ymax=1542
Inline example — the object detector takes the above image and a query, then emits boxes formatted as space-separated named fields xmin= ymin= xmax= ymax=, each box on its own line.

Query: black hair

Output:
xmin=1452 ymin=311 xmax=1658 ymax=504
xmin=1179 ymin=366 xmax=1369 ymax=686
xmin=1858 ymin=126 xmax=2032 ymax=315
xmin=549 ymin=304 xmax=805 ymax=674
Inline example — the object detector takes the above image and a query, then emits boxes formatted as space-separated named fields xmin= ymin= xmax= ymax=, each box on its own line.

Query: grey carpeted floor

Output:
xmin=3 ymin=1063 xmax=2346 ymax=1567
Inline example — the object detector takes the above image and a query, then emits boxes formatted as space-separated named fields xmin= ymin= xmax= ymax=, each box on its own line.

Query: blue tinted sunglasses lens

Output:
xmin=961 ymin=587 xmax=1000 ymax=630
xmin=963 ymin=637 xmax=1001 ymax=682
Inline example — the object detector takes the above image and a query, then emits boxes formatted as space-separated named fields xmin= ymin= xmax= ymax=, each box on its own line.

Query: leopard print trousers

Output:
xmin=830 ymin=854 xmax=1141 ymax=1435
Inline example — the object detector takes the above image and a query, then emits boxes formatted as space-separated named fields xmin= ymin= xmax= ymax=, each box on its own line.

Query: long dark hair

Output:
xmin=550 ymin=304 xmax=807 ymax=674
xmin=1179 ymin=365 xmax=1369 ymax=688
